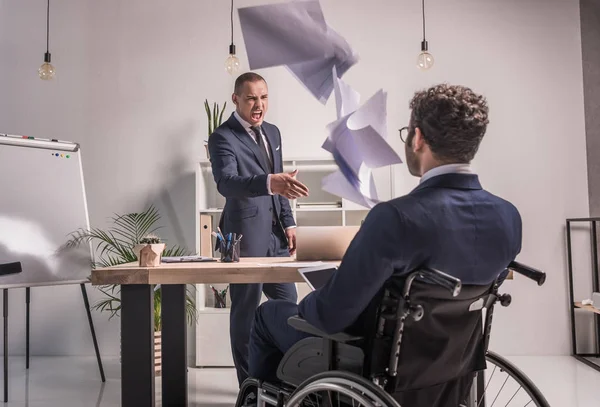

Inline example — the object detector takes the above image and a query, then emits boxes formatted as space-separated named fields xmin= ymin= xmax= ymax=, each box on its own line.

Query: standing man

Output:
xmin=208 ymin=72 xmax=310 ymax=386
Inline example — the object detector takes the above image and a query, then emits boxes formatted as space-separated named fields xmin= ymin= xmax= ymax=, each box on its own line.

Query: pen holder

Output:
xmin=219 ymin=238 xmax=240 ymax=263
xmin=214 ymin=292 xmax=227 ymax=308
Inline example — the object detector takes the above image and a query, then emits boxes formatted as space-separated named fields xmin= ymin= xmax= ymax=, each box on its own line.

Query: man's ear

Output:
xmin=232 ymin=93 xmax=238 ymax=106
xmin=413 ymin=127 xmax=425 ymax=151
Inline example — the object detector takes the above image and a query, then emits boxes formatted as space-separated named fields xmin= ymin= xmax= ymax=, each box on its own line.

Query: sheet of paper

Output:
xmin=237 ymin=1 xmax=331 ymax=70
xmin=255 ymin=261 xmax=329 ymax=268
xmin=322 ymin=170 xmax=379 ymax=208
xmin=237 ymin=0 xmax=358 ymax=103
xmin=333 ymin=65 xmax=360 ymax=118
xmin=321 ymin=73 xmax=402 ymax=207
xmin=161 ymin=256 xmax=216 ymax=263
xmin=286 ymin=26 xmax=359 ymax=103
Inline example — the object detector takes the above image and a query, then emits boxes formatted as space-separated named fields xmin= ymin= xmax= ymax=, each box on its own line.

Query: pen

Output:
xmin=217 ymin=226 xmax=225 ymax=240
xmin=210 ymin=285 xmax=226 ymax=307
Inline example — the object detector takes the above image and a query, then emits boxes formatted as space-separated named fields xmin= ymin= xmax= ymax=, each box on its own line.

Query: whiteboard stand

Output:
xmin=3 ymin=282 xmax=106 ymax=403
xmin=0 ymin=136 xmax=106 ymax=402
xmin=0 ymin=262 xmax=22 ymax=402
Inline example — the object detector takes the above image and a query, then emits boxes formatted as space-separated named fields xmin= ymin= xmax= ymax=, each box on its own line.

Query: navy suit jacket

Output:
xmin=208 ymin=113 xmax=295 ymax=256
xmin=298 ymin=173 xmax=522 ymax=334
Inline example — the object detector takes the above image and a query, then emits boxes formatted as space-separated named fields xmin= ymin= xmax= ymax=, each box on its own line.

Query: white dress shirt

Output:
xmin=420 ymin=163 xmax=474 ymax=184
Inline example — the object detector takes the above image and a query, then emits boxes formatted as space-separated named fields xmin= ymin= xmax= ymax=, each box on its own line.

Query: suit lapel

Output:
xmin=226 ymin=114 xmax=270 ymax=174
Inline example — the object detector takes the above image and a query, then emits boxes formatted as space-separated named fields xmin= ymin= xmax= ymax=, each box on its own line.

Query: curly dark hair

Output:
xmin=408 ymin=84 xmax=489 ymax=163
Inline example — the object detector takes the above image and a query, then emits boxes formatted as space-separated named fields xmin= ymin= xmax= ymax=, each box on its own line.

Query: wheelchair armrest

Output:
xmin=418 ymin=267 xmax=462 ymax=296
xmin=287 ymin=316 xmax=363 ymax=343
xmin=0 ymin=262 xmax=22 ymax=277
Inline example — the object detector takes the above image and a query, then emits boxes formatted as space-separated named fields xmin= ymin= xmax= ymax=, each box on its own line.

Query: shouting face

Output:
xmin=233 ymin=79 xmax=268 ymax=126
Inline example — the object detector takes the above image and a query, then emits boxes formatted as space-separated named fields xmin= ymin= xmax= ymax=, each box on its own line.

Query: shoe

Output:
xmin=242 ymin=391 xmax=257 ymax=407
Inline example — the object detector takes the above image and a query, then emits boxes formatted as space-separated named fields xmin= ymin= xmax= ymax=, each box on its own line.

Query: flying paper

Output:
xmin=322 ymin=69 xmax=403 ymax=208
xmin=237 ymin=0 xmax=358 ymax=103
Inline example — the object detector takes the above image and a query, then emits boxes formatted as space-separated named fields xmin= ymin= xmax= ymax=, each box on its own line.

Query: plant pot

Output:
xmin=154 ymin=330 xmax=162 ymax=376
xmin=119 ymin=330 xmax=162 ymax=377
xmin=133 ymin=243 xmax=166 ymax=267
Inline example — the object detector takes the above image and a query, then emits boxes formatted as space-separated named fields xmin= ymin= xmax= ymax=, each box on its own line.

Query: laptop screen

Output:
xmin=299 ymin=265 xmax=337 ymax=290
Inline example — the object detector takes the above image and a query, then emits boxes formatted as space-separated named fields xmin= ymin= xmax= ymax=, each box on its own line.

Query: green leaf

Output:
xmin=218 ymin=101 xmax=226 ymax=125
xmin=205 ymin=100 xmax=212 ymax=135
xmin=65 ymin=205 xmax=199 ymax=329
xmin=213 ymin=102 xmax=218 ymax=130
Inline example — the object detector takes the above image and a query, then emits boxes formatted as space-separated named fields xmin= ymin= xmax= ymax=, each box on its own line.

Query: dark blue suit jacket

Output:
xmin=298 ymin=173 xmax=522 ymax=334
xmin=208 ymin=113 xmax=295 ymax=256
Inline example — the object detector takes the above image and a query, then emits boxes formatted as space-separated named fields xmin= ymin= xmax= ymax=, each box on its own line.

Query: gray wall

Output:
xmin=575 ymin=0 xmax=600 ymax=354
xmin=0 ymin=0 xmax=591 ymax=358
xmin=582 ymin=0 xmax=600 ymax=216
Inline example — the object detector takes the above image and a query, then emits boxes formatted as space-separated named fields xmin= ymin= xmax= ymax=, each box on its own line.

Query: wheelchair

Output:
xmin=234 ymin=261 xmax=551 ymax=407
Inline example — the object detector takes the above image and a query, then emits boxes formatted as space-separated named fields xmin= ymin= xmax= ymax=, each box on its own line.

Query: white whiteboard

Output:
xmin=0 ymin=135 xmax=92 ymax=288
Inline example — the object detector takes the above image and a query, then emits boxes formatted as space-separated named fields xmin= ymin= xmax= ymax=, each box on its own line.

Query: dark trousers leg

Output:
xmin=229 ymin=230 xmax=298 ymax=386
xmin=263 ymin=230 xmax=298 ymax=303
xmin=248 ymin=300 xmax=311 ymax=382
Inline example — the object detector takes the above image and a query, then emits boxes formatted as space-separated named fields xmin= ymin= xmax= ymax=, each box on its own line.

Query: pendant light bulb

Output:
xmin=225 ymin=44 xmax=240 ymax=75
xmin=417 ymin=41 xmax=434 ymax=70
xmin=417 ymin=0 xmax=434 ymax=71
xmin=40 ymin=0 xmax=55 ymax=80
xmin=39 ymin=52 xmax=55 ymax=80
xmin=225 ymin=0 xmax=241 ymax=75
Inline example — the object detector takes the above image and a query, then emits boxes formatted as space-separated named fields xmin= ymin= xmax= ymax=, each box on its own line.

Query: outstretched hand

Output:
xmin=270 ymin=169 xmax=309 ymax=200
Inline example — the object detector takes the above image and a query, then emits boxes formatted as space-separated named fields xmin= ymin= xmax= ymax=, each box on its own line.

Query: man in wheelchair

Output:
xmin=241 ymin=84 xmax=523 ymax=407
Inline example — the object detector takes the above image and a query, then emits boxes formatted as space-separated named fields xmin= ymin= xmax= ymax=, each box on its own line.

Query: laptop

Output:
xmin=298 ymin=264 xmax=338 ymax=290
xmin=295 ymin=226 xmax=360 ymax=261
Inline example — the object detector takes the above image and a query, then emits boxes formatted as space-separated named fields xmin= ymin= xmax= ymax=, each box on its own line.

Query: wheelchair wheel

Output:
xmin=286 ymin=370 xmax=401 ymax=407
xmin=464 ymin=351 xmax=550 ymax=407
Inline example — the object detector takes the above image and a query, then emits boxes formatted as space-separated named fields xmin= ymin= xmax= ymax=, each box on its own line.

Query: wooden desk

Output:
xmin=91 ymin=257 xmax=338 ymax=407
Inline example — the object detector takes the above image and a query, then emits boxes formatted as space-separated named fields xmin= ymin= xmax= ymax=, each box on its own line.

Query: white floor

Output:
xmin=0 ymin=355 xmax=598 ymax=406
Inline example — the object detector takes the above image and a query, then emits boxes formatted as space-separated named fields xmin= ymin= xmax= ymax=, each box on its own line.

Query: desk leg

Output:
xmin=161 ymin=284 xmax=187 ymax=406
xmin=121 ymin=285 xmax=154 ymax=406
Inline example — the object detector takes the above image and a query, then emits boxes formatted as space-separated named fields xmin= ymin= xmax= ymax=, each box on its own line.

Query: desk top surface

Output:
xmin=91 ymin=257 xmax=340 ymax=285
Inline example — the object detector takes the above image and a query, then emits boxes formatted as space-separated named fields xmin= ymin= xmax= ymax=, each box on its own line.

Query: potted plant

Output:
xmin=204 ymin=99 xmax=227 ymax=158
xmin=65 ymin=205 xmax=197 ymax=375
xmin=133 ymin=233 xmax=166 ymax=267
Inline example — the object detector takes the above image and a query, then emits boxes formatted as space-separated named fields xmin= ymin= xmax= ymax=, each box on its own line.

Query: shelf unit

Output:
xmin=566 ymin=217 xmax=600 ymax=373
xmin=194 ymin=156 xmax=393 ymax=366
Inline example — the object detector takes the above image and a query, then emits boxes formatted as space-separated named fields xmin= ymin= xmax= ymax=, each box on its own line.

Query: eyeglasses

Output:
xmin=399 ymin=126 xmax=409 ymax=143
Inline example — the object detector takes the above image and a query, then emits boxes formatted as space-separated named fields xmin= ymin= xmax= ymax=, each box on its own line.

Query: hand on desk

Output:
xmin=270 ymin=169 xmax=309 ymax=199
xmin=286 ymin=228 xmax=297 ymax=256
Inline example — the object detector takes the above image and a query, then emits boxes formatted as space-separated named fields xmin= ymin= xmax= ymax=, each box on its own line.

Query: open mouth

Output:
xmin=251 ymin=110 xmax=262 ymax=121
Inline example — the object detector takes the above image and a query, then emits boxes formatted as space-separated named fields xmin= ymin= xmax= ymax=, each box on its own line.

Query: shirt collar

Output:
xmin=420 ymin=163 xmax=473 ymax=184
xmin=234 ymin=111 xmax=253 ymax=132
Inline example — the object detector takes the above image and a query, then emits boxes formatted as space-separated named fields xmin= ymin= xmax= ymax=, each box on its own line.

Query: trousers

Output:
xmin=248 ymin=299 xmax=312 ymax=382
xmin=229 ymin=226 xmax=298 ymax=386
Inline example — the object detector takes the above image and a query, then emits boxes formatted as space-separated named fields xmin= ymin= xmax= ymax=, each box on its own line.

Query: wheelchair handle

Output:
xmin=508 ymin=261 xmax=546 ymax=286
xmin=419 ymin=267 xmax=462 ymax=297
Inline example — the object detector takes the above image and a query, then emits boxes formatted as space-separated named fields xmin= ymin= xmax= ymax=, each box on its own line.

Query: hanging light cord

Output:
xmin=46 ymin=0 xmax=50 ymax=53
xmin=422 ymin=0 xmax=426 ymax=41
xmin=230 ymin=0 xmax=234 ymax=45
